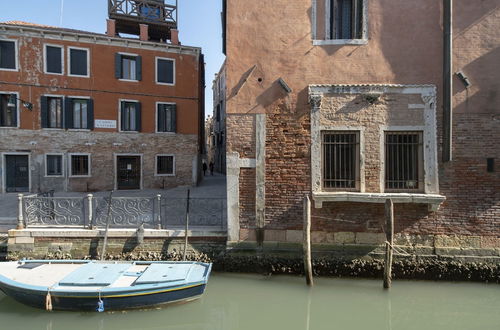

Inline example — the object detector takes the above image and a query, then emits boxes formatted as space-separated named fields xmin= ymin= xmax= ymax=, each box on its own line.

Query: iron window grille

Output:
xmin=46 ymin=155 xmax=63 ymax=176
xmin=385 ymin=131 xmax=424 ymax=191
xmin=329 ymin=0 xmax=364 ymax=39
xmin=322 ymin=131 xmax=360 ymax=190
xmin=70 ymin=155 xmax=89 ymax=176
xmin=156 ymin=155 xmax=174 ymax=175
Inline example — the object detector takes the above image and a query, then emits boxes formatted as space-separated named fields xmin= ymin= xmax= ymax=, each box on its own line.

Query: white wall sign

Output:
xmin=95 ymin=120 xmax=117 ymax=129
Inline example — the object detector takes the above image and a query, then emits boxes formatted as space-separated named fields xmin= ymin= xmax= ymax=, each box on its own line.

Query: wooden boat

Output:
xmin=0 ymin=260 xmax=212 ymax=312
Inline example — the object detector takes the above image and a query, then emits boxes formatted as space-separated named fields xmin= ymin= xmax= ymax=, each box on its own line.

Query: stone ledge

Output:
xmin=313 ymin=192 xmax=446 ymax=210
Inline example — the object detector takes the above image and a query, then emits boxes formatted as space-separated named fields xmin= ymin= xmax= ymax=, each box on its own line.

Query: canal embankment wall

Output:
xmin=5 ymin=229 xmax=499 ymax=282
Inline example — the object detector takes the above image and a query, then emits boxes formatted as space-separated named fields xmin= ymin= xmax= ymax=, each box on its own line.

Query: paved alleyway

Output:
xmin=0 ymin=173 xmax=227 ymax=232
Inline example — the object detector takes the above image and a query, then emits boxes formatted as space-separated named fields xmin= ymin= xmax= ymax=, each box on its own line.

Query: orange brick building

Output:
xmin=0 ymin=3 xmax=205 ymax=193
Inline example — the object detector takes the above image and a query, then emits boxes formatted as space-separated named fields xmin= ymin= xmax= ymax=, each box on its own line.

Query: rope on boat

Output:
xmin=97 ymin=290 xmax=105 ymax=313
xmin=45 ymin=289 xmax=53 ymax=311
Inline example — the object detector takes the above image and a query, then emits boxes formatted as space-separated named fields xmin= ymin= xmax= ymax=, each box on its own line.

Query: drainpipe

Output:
xmin=443 ymin=0 xmax=453 ymax=162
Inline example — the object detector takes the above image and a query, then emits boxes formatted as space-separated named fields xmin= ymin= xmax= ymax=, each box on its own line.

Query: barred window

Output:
xmin=156 ymin=155 xmax=174 ymax=175
xmin=385 ymin=132 xmax=423 ymax=191
xmin=46 ymin=155 xmax=62 ymax=176
xmin=70 ymin=154 xmax=90 ymax=176
xmin=322 ymin=131 xmax=360 ymax=190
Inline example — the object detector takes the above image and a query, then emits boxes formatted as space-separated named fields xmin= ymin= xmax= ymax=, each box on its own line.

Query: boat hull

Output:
xmin=0 ymin=283 xmax=206 ymax=311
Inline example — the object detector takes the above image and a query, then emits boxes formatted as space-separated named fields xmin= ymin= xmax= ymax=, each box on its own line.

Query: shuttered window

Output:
xmin=120 ymin=101 xmax=141 ymax=131
xmin=115 ymin=54 xmax=142 ymax=81
xmin=46 ymin=155 xmax=63 ymax=176
xmin=156 ymin=155 xmax=174 ymax=175
xmin=157 ymin=103 xmax=176 ymax=133
xmin=45 ymin=45 xmax=63 ymax=74
xmin=41 ymin=96 xmax=63 ymax=129
xmin=69 ymin=48 xmax=88 ymax=77
xmin=0 ymin=40 xmax=16 ymax=70
xmin=156 ymin=58 xmax=175 ymax=84
xmin=0 ymin=94 xmax=17 ymax=127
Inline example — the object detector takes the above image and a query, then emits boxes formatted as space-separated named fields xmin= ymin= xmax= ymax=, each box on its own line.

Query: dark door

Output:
xmin=117 ymin=156 xmax=141 ymax=190
xmin=5 ymin=155 xmax=29 ymax=192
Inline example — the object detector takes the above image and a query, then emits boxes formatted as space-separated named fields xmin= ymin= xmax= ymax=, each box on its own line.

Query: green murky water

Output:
xmin=0 ymin=273 xmax=499 ymax=330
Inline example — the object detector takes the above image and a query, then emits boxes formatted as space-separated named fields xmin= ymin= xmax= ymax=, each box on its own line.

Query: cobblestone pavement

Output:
xmin=0 ymin=173 xmax=226 ymax=232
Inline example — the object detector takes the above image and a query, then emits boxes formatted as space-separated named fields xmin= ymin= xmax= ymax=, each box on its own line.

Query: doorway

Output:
xmin=5 ymin=155 xmax=30 ymax=192
xmin=116 ymin=156 xmax=141 ymax=190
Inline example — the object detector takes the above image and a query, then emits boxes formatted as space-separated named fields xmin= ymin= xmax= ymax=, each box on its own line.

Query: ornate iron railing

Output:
xmin=108 ymin=0 xmax=177 ymax=25
xmin=19 ymin=194 xmax=226 ymax=230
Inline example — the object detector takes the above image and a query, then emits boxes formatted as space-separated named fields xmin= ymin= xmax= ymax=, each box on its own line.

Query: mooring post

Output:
xmin=17 ymin=193 xmax=24 ymax=230
xmin=303 ymin=195 xmax=313 ymax=286
xmin=87 ymin=194 xmax=93 ymax=229
xmin=183 ymin=189 xmax=190 ymax=261
xmin=383 ymin=198 xmax=394 ymax=289
xmin=156 ymin=194 xmax=162 ymax=229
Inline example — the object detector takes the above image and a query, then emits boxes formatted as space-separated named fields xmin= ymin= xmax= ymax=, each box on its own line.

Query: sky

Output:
xmin=0 ymin=0 xmax=225 ymax=117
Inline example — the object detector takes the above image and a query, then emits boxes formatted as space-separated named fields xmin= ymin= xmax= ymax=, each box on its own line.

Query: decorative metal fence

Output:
xmin=18 ymin=194 xmax=226 ymax=230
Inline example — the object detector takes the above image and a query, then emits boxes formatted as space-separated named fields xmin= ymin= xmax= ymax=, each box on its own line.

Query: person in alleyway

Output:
xmin=209 ymin=162 xmax=214 ymax=176
xmin=202 ymin=162 xmax=207 ymax=176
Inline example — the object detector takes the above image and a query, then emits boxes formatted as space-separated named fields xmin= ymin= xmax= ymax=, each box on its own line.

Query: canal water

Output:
xmin=0 ymin=273 xmax=498 ymax=330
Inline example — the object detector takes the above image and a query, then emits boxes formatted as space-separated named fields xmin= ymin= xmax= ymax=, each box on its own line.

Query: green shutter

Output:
xmin=87 ymin=99 xmax=94 ymax=129
xmin=136 ymin=56 xmax=142 ymax=81
xmin=40 ymin=96 xmax=48 ymax=128
xmin=135 ymin=102 xmax=141 ymax=132
xmin=115 ymin=53 xmax=122 ymax=79
xmin=64 ymin=97 xmax=73 ymax=129
xmin=120 ymin=101 xmax=126 ymax=131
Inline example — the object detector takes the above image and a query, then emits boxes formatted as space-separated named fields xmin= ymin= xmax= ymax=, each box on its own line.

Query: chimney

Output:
xmin=106 ymin=19 xmax=116 ymax=37
xmin=140 ymin=24 xmax=149 ymax=41
xmin=170 ymin=29 xmax=180 ymax=45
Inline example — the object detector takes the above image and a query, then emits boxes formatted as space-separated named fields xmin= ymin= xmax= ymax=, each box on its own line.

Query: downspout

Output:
xmin=443 ymin=0 xmax=453 ymax=162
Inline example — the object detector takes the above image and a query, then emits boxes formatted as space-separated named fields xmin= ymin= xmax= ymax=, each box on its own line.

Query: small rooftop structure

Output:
xmin=108 ymin=0 xmax=177 ymax=41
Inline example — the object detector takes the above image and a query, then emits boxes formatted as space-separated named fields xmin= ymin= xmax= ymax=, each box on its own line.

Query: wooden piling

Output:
xmin=383 ymin=198 xmax=394 ymax=289
xmin=303 ymin=195 xmax=313 ymax=286
xmin=183 ymin=189 xmax=190 ymax=261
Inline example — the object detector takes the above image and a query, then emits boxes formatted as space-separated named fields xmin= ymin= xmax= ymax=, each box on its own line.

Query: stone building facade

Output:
xmin=211 ymin=62 xmax=227 ymax=174
xmin=0 ymin=20 xmax=204 ymax=193
xmin=222 ymin=0 xmax=499 ymax=255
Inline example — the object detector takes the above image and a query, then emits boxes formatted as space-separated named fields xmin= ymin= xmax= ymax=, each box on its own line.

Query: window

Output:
xmin=0 ymin=93 xmax=17 ymax=127
xmin=115 ymin=54 xmax=141 ymax=81
xmin=65 ymin=98 xmax=94 ymax=129
xmin=70 ymin=154 xmax=90 ymax=177
xmin=329 ymin=0 xmax=364 ymax=39
xmin=46 ymin=154 xmax=63 ymax=176
xmin=156 ymin=57 xmax=175 ymax=85
xmin=157 ymin=103 xmax=176 ymax=132
xmin=156 ymin=155 xmax=175 ymax=176
xmin=385 ymin=132 xmax=423 ymax=191
xmin=120 ymin=101 xmax=141 ymax=132
xmin=41 ymin=96 xmax=63 ymax=128
xmin=0 ymin=40 xmax=16 ymax=70
xmin=68 ymin=47 xmax=89 ymax=77
xmin=45 ymin=45 xmax=63 ymax=74
xmin=322 ymin=131 xmax=360 ymax=190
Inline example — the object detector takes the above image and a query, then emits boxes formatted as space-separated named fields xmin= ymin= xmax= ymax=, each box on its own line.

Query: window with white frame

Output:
xmin=45 ymin=45 xmax=63 ymax=74
xmin=0 ymin=40 xmax=16 ymax=70
xmin=70 ymin=154 xmax=90 ymax=177
xmin=0 ymin=93 xmax=17 ymax=127
xmin=156 ymin=155 xmax=174 ymax=175
xmin=156 ymin=57 xmax=175 ymax=85
xmin=68 ymin=47 xmax=89 ymax=77
xmin=322 ymin=131 xmax=360 ymax=190
xmin=115 ymin=54 xmax=141 ymax=81
xmin=46 ymin=154 xmax=63 ymax=176
xmin=120 ymin=101 xmax=141 ymax=132
xmin=157 ymin=103 xmax=176 ymax=132
xmin=65 ymin=98 xmax=93 ymax=129
xmin=384 ymin=132 xmax=423 ymax=191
